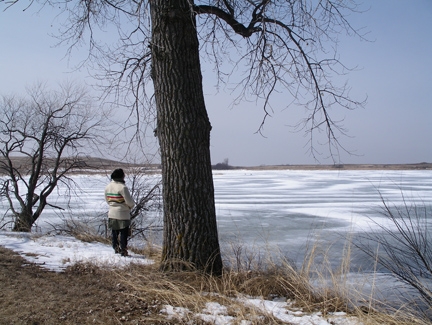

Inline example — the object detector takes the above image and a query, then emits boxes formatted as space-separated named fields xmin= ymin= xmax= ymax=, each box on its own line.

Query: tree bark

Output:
xmin=12 ymin=212 xmax=33 ymax=232
xmin=149 ymin=0 xmax=223 ymax=275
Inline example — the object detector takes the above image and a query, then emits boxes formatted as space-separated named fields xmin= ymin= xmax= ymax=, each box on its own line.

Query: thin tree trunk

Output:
xmin=13 ymin=212 xmax=33 ymax=232
xmin=150 ymin=0 xmax=223 ymax=275
xmin=12 ymin=189 xmax=39 ymax=232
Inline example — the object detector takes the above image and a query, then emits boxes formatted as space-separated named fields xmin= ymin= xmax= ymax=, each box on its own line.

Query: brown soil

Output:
xmin=0 ymin=246 xmax=173 ymax=325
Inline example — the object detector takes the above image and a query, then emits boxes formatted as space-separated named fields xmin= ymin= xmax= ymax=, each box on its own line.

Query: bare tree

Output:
xmin=0 ymin=82 xmax=108 ymax=232
xmin=128 ymin=167 xmax=162 ymax=239
xmin=3 ymin=0 xmax=365 ymax=274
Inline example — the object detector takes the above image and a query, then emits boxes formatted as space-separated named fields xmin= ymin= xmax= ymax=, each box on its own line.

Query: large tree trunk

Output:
xmin=149 ymin=0 xmax=223 ymax=275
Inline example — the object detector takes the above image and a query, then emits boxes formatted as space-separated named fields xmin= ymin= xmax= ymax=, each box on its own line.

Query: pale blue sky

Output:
xmin=1 ymin=1 xmax=431 ymax=166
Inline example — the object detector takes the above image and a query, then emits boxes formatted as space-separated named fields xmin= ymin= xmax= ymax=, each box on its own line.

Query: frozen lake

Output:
xmin=213 ymin=169 xmax=432 ymax=269
xmin=2 ymin=169 xmax=431 ymax=253
xmin=1 ymin=168 xmax=432 ymax=305
xmin=2 ymin=169 xmax=431 ymax=261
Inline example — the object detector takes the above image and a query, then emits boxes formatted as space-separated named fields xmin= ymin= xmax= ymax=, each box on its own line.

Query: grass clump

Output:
xmin=107 ymin=240 xmax=407 ymax=324
xmin=27 ymin=204 xmax=432 ymax=324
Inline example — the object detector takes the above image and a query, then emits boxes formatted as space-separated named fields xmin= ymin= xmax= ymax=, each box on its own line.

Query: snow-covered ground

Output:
xmin=0 ymin=231 xmax=361 ymax=325
xmin=0 ymin=231 xmax=153 ymax=271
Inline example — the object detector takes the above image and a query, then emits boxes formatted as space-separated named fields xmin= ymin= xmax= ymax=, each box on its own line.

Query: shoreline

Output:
xmin=3 ymin=156 xmax=431 ymax=173
xmin=216 ymin=162 xmax=432 ymax=171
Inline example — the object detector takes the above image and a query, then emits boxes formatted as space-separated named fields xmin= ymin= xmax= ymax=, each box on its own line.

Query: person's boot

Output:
xmin=121 ymin=248 xmax=128 ymax=257
xmin=114 ymin=246 xmax=121 ymax=254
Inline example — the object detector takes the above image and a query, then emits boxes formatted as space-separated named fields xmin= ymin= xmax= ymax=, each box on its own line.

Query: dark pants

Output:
xmin=112 ymin=227 xmax=129 ymax=252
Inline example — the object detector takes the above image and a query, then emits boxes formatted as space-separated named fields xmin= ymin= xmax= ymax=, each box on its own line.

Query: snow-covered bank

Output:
xmin=0 ymin=231 xmax=361 ymax=325
xmin=0 ymin=231 xmax=153 ymax=271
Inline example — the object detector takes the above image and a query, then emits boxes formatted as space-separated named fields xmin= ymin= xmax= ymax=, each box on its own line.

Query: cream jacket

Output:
xmin=104 ymin=180 xmax=135 ymax=220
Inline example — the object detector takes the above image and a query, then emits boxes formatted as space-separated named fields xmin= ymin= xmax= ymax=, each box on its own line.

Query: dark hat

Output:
xmin=111 ymin=168 xmax=125 ymax=180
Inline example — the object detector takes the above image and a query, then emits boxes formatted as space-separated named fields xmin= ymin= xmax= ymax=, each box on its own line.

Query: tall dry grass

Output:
xmin=115 ymin=237 xmax=432 ymax=325
xmin=53 ymin=216 xmax=432 ymax=324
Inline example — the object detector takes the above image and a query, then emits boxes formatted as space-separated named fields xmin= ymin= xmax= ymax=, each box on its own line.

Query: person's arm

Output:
xmin=121 ymin=187 xmax=135 ymax=209
xmin=104 ymin=188 xmax=109 ymax=204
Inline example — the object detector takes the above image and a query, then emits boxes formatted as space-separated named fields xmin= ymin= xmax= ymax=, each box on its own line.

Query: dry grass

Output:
xmin=0 ymin=246 xmax=170 ymax=324
xmin=2 ymin=239 xmax=431 ymax=325
xmin=118 ymin=263 xmax=288 ymax=324
xmin=2 ymin=221 xmax=432 ymax=324
xmin=114 ymin=236 xmax=432 ymax=325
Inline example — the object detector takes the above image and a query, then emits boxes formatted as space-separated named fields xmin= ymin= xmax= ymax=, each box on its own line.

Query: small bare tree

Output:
xmin=0 ymin=82 xmax=108 ymax=232
xmin=128 ymin=167 xmax=162 ymax=239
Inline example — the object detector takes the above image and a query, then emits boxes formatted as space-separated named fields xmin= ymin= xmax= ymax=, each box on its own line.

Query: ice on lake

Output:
xmin=1 ymin=168 xmax=431 ymax=306
xmin=2 ymin=169 xmax=432 ymax=267
xmin=213 ymin=169 xmax=431 ymax=263
xmin=2 ymin=169 xmax=431 ymax=261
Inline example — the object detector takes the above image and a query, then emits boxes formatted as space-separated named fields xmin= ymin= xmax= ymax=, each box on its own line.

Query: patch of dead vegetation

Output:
xmin=0 ymin=246 xmax=171 ymax=324
xmin=1 ymin=244 xmax=431 ymax=325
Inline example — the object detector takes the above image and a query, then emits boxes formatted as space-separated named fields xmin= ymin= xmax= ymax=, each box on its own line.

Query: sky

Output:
xmin=0 ymin=231 xmax=360 ymax=325
xmin=1 ymin=1 xmax=432 ymax=166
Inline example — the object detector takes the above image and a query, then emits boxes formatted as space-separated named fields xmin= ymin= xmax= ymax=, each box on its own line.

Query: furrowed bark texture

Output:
xmin=150 ymin=0 xmax=223 ymax=275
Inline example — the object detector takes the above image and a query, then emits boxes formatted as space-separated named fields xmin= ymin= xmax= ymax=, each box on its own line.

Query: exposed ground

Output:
xmin=0 ymin=244 xmax=285 ymax=325
xmin=1 ymin=235 xmax=430 ymax=325
xmin=0 ymin=246 xmax=173 ymax=325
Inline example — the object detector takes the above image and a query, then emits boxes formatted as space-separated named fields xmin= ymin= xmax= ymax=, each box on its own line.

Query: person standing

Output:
xmin=105 ymin=168 xmax=135 ymax=256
